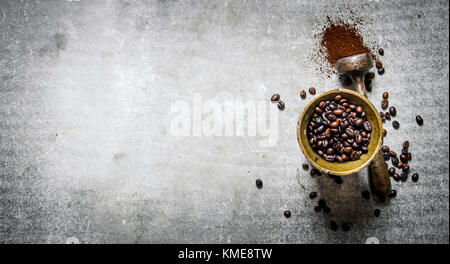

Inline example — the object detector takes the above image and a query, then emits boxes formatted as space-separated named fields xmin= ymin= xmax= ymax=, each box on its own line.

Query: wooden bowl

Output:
xmin=297 ymin=89 xmax=383 ymax=176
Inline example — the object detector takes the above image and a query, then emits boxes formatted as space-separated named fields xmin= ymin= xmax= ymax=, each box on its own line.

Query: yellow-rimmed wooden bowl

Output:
xmin=297 ymin=89 xmax=383 ymax=176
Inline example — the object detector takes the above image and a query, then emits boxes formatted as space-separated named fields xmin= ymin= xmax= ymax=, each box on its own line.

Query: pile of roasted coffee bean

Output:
xmin=307 ymin=94 xmax=372 ymax=162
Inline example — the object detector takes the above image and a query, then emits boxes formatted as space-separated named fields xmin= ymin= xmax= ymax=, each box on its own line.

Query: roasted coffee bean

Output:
xmin=383 ymin=152 xmax=391 ymax=160
xmin=318 ymin=199 xmax=326 ymax=208
xmin=330 ymin=221 xmax=338 ymax=231
xmin=389 ymin=106 xmax=397 ymax=116
xmin=302 ymin=163 xmax=309 ymax=170
xmin=392 ymin=120 xmax=400 ymax=129
xmin=342 ymin=222 xmax=350 ymax=232
xmin=390 ymin=151 xmax=397 ymax=157
xmin=389 ymin=190 xmax=397 ymax=198
xmin=381 ymin=100 xmax=389 ymax=109
xmin=391 ymin=156 xmax=399 ymax=166
xmin=323 ymin=207 xmax=331 ymax=214
xmin=381 ymin=145 xmax=390 ymax=152
xmin=401 ymin=172 xmax=408 ymax=182
xmin=402 ymin=165 xmax=410 ymax=173
xmin=271 ymin=94 xmax=280 ymax=101
xmin=402 ymin=141 xmax=409 ymax=149
xmin=388 ymin=167 xmax=396 ymax=176
xmin=361 ymin=146 xmax=368 ymax=153
xmin=314 ymin=206 xmax=322 ymax=212
xmin=256 ymin=179 xmax=263 ymax=189
xmin=376 ymin=61 xmax=383 ymax=69
xmin=400 ymin=154 xmax=408 ymax=163
xmin=309 ymin=192 xmax=318 ymax=199
xmin=378 ymin=67 xmax=385 ymax=75
xmin=325 ymin=155 xmax=335 ymax=162
xmin=401 ymin=148 xmax=408 ymax=155
xmin=284 ymin=210 xmax=291 ymax=218
xmin=354 ymin=118 xmax=363 ymax=127
xmin=334 ymin=95 xmax=342 ymax=102
xmin=374 ymin=209 xmax=381 ymax=217
xmin=378 ymin=48 xmax=384 ymax=56
xmin=362 ymin=190 xmax=371 ymax=199
xmin=397 ymin=162 xmax=404 ymax=168
xmin=309 ymin=87 xmax=316 ymax=95
xmin=300 ymin=90 xmax=307 ymax=99
xmin=384 ymin=112 xmax=391 ymax=120
xmin=277 ymin=100 xmax=285 ymax=110
xmin=382 ymin=129 xmax=387 ymax=137
xmin=416 ymin=115 xmax=424 ymax=126
xmin=382 ymin=92 xmax=389 ymax=99
xmin=393 ymin=173 xmax=401 ymax=181
xmin=334 ymin=176 xmax=343 ymax=184
xmin=412 ymin=173 xmax=419 ymax=182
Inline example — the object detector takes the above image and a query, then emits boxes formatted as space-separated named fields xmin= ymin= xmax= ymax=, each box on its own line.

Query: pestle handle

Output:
xmin=350 ymin=72 xmax=391 ymax=197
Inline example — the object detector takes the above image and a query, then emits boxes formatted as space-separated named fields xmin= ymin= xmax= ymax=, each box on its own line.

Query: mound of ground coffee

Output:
xmin=316 ymin=18 xmax=382 ymax=72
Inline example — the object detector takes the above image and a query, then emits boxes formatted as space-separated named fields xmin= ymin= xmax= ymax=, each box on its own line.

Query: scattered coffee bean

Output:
xmin=401 ymin=172 xmax=408 ymax=182
xmin=402 ymin=141 xmax=409 ymax=149
xmin=334 ymin=176 xmax=343 ymax=184
xmin=381 ymin=100 xmax=389 ymax=109
xmin=318 ymin=199 xmax=326 ymax=208
xmin=384 ymin=112 xmax=391 ymax=120
xmin=284 ymin=210 xmax=291 ymax=218
xmin=388 ymin=167 xmax=396 ymax=176
xmin=323 ymin=207 xmax=331 ymax=214
xmin=302 ymin=163 xmax=309 ymax=170
xmin=392 ymin=120 xmax=400 ymax=129
xmin=271 ymin=94 xmax=280 ymax=102
xmin=416 ymin=115 xmax=424 ymax=126
xmin=381 ymin=145 xmax=390 ymax=152
xmin=412 ymin=173 xmax=419 ymax=182
xmin=309 ymin=192 xmax=318 ymax=199
xmin=277 ymin=100 xmax=285 ymax=110
xmin=391 ymin=156 xmax=399 ymax=166
xmin=382 ymin=129 xmax=387 ymax=137
xmin=401 ymin=148 xmax=408 ymax=155
xmin=342 ymin=222 xmax=350 ymax=232
xmin=378 ymin=48 xmax=384 ymax=56
xmin=390 ymin=151 xmax=397 ymax=157
xmin=314 ymin=206 xmax=322 ymax=212
xmin=389 ymin=106 xmax=397 ymax=117
xmin=389 ymin=190 xmax=397 ymax=198
xmin=400 ymin=154 xmax=408 ymax=163
xmin=308 ymin=87 xmax=316 ymax=95
xmin=330 ymin=221 xmax=338 ymax=231
xmin=382 ymin=92 xmax=389 ymax=99
xmin=402 ymin=165 xmax=410 ymax=173
xmin=393 ymin=173 xmax=401 ymax=181
xmin=378 ymin=67 xmax=385 ymax=75
xmin=376 ymin=61 xmax=383 ymax=69
xmin=374 ymin=209 xmax=381 ymax=217
xmin=397 ymin=162 xmax=404 ymax=168
xmin=362 ymin=190 xmax=371 ymax=199
xmin=255 ymin=179 xmax=263 ymax=189
xmin=300 ymin=90 xmax=307 ymax=99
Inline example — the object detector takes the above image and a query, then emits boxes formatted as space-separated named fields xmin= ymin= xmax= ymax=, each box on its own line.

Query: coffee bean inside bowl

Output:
xmin=306 ymin=94 xmax=372 ymax=162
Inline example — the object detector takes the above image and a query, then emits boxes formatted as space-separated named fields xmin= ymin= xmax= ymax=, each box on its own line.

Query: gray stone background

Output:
xmin=0 ymin=0 xmax=448 ymax=244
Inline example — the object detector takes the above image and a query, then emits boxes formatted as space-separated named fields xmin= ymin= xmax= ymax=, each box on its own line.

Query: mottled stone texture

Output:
xmin=0 ymin=0 xmax=448 ymax=243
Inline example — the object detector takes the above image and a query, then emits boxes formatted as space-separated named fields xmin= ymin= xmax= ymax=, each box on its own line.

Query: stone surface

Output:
xmin=0 ymin=0 xmax=448 ymax=243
